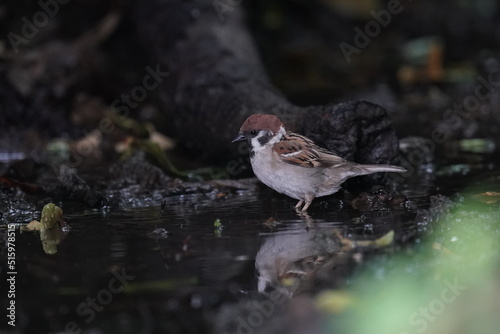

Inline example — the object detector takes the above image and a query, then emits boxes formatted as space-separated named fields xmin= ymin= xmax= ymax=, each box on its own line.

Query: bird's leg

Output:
xmin=295 ymin=200 xmax=304 ymax=210
xmin=301 ymin=201 xmax=312 ymax=212
xmin=301 ymin=194 xmax=315 ymax=212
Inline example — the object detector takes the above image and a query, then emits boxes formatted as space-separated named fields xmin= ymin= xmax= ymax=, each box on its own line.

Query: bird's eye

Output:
xmin=250 ymin=130 xmax=257 ymax=136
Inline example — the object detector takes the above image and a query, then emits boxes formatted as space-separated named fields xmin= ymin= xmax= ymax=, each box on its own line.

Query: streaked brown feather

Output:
xmin=273 ymin=132 xmax=346 ymax=168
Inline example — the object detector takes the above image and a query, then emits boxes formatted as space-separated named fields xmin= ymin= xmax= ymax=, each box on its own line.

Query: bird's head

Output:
xmin=232 ymin=114 xmax=286 ymax=151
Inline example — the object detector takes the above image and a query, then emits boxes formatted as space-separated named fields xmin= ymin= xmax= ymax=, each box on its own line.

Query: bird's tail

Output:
xmin=353 ymin=164 xmax=407 ymax=176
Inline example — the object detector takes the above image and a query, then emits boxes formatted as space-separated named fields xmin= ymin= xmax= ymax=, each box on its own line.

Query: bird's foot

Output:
xmin=294 ymin=198 xmax=313 ymax=212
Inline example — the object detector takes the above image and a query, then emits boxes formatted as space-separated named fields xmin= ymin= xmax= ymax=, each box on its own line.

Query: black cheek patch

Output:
xmin=257 ymin=132 xmax=273 ymax=146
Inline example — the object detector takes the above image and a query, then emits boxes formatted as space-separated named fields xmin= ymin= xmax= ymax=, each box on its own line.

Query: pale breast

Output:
xmin=250 ymin=148 xmax=334 ymax=200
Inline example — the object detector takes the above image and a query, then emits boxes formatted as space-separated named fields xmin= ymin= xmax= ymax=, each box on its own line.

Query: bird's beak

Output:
xmin=232 ymin=132 xmax=246 ymax=143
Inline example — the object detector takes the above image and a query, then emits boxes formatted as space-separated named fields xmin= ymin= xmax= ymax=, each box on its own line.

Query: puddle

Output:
xmin=2 ymin=168 xmax=499 ymax=333
xmin=1 ymin=189 xmax=412 ymax=333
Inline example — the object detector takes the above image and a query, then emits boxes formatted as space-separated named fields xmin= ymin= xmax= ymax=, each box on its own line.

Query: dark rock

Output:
xmin=105 ymin=152 xmax=259 ymax=208
xmin=415 ymin=194 xmax=456 ymax=226
xmin=135 ymin=0 xmax=402 ymax=176
xmin=349 ymin=187 xmax=408 ymax=212
xmin=0 ymin=184 xmax=37 ymax=223
xmin=300 ymin=101 xmax=399 ymax=164
xmin=109 ymin=152 xmax=172 ymax=190
xmin=42 ymin=165 xmax=107 ymax=208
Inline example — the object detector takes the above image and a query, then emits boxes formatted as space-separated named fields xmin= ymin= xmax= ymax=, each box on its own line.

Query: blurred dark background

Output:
xmin=1 ymin=0 xmax=500 ymax=164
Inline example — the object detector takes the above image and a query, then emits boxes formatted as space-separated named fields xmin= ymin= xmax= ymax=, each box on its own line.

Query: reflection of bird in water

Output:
xmin=255 ymin=227 xmax=395 ymax=297
xmin=255 ymin=228 xmax=345 ymax=297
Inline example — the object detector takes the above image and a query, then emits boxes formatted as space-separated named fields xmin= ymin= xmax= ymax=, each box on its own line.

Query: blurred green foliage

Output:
xmin=322 ymin=192 xmax=500 ymax=334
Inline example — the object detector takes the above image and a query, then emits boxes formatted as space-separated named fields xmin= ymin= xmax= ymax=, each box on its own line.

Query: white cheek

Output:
xmin=251 ymin=137 xmax=265 ymax=152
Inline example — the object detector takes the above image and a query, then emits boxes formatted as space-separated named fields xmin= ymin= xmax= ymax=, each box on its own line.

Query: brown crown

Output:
xmin=240 ymin=114 xmax=284 ymax=134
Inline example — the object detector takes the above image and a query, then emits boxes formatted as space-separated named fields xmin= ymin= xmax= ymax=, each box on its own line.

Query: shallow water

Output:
xmin=2 ymin=166 xmax=498 ymax=334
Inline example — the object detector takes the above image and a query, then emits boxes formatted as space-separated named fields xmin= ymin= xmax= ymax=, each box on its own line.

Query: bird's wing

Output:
xmin=273 ymin=132 xmax=346 ymax=168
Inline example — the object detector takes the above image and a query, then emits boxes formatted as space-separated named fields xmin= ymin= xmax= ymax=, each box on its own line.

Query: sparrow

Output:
xmin=232 ymin=114 xmax=407 ymax=211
